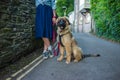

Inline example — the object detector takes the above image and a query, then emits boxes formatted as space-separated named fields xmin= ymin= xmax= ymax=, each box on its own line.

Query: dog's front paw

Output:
xmin=66 ymin=61 xmax=70 ymax=64
xmin=74 ymin=59 xmax=79 ymax=63
xmin=57 ymin=57 xmax=63 ymax=62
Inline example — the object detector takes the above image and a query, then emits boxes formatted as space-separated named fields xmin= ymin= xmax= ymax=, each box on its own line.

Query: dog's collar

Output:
xmin=59 ymin=31 xmax=70 ymax=37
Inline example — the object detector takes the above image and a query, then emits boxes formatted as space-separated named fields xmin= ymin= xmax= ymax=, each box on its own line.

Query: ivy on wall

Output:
xmin=91 ymin=0 xmax=120 ymax=42
xmin=56 ymin=0 xmax=74 ymax=16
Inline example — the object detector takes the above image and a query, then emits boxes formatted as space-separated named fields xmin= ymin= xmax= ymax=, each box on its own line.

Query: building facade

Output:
xmin=73 ymin=0 xmax=91 ymax=32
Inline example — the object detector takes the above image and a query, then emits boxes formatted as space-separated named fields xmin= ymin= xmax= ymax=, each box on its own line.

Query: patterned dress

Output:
xmin=35 ymin=0 xmax=56 ymax=39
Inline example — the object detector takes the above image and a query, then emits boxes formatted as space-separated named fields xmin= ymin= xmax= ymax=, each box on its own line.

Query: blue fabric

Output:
xmin=35 ymin=4 xmax=53 ymax=39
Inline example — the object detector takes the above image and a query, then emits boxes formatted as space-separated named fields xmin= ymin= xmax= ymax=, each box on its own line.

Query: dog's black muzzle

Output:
xmin=57 ymin=19 xmax=66 ymax=30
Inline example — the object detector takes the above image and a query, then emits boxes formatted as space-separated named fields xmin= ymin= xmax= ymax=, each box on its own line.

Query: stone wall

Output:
xmin=0 ymin=0 xmax=37 ymax=68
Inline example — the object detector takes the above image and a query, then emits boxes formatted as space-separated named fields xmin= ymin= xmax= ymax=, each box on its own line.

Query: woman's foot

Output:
xmin=48 ymin=50 xmax=54 ymax=58
xmin=48 ymin=45 xmax=54 ymax=58
xmin=42 ymin=50 xmax=49 ymax=59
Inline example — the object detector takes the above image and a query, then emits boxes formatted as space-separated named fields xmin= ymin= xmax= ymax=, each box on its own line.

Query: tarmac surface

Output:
xmin=21 ymin=33 xmax=120 ymax=80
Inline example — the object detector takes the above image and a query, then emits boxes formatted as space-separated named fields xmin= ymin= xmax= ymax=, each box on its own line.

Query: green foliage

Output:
xmin=91 ymin=0 xmax=120 ymax=42
xmin=56 ymin=0 xmax=74 ymax=16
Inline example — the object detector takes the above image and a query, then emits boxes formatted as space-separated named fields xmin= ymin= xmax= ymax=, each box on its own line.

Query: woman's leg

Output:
xmin=42 ymin=37 xmax=53 ymax=58
xmin=42 ymin=38 xmax=50 ymax=59
xmin=42 ymin=37 xmax=50 ymax=50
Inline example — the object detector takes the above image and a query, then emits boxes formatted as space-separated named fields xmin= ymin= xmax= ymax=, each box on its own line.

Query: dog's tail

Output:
xmin=82 ymin=54 xmax=100 ymax=58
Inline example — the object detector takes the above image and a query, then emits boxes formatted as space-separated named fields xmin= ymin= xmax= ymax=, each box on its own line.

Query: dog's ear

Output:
xmin=56 ymin=17 xmax=61 ymax=26
xmin=64 ymin=17 xmax=70 ymax=25
xmin=56 ymin=18 xmax=59 ymax=26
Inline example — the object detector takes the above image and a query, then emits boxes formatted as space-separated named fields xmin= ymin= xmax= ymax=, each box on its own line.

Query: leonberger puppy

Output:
xmin=56 ymin=17 xmax=100 ymax=64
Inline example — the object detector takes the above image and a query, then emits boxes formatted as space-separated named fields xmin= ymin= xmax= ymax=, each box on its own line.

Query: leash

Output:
xmin=59 ymin=35 xmax=64 ymax=47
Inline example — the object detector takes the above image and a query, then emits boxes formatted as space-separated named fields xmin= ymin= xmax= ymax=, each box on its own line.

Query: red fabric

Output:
xmin=52 ymin=30 xmax=56 ymax=43
xmin=52 ymin=23 xmax=57 ymax=43
xmin=52 ymin=22 xmax=60 ymax=56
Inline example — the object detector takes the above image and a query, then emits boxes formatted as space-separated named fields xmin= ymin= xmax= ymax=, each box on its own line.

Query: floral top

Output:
xmin=35 ymin=0 xmax=56 ymax=10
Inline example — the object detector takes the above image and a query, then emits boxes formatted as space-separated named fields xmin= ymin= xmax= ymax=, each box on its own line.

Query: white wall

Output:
xmin=68 ymin=11 xmax=74 ymax=24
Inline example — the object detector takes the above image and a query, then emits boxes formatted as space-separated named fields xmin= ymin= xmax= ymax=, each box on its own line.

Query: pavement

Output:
xmin=17 ymin=33 xmax=120 ymax=80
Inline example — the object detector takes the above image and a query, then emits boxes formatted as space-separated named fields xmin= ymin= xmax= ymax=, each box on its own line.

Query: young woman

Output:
xmin=35 ymin=0 xmax=57 ymax=59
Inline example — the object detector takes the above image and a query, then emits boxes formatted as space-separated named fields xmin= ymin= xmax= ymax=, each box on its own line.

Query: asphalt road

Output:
xmin=21 ymin=33 xmax=120 ymax=80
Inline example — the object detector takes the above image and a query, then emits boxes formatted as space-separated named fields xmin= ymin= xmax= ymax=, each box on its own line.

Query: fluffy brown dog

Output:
xmin=56 ymin=17 xmax=100 ymax=64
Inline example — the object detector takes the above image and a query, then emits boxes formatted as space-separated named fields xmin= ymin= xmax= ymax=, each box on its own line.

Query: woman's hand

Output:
xmin=52 ymin=17 xmax=56 ymax=24
xmin=52 ymin=10 xmax=56 ymax=24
